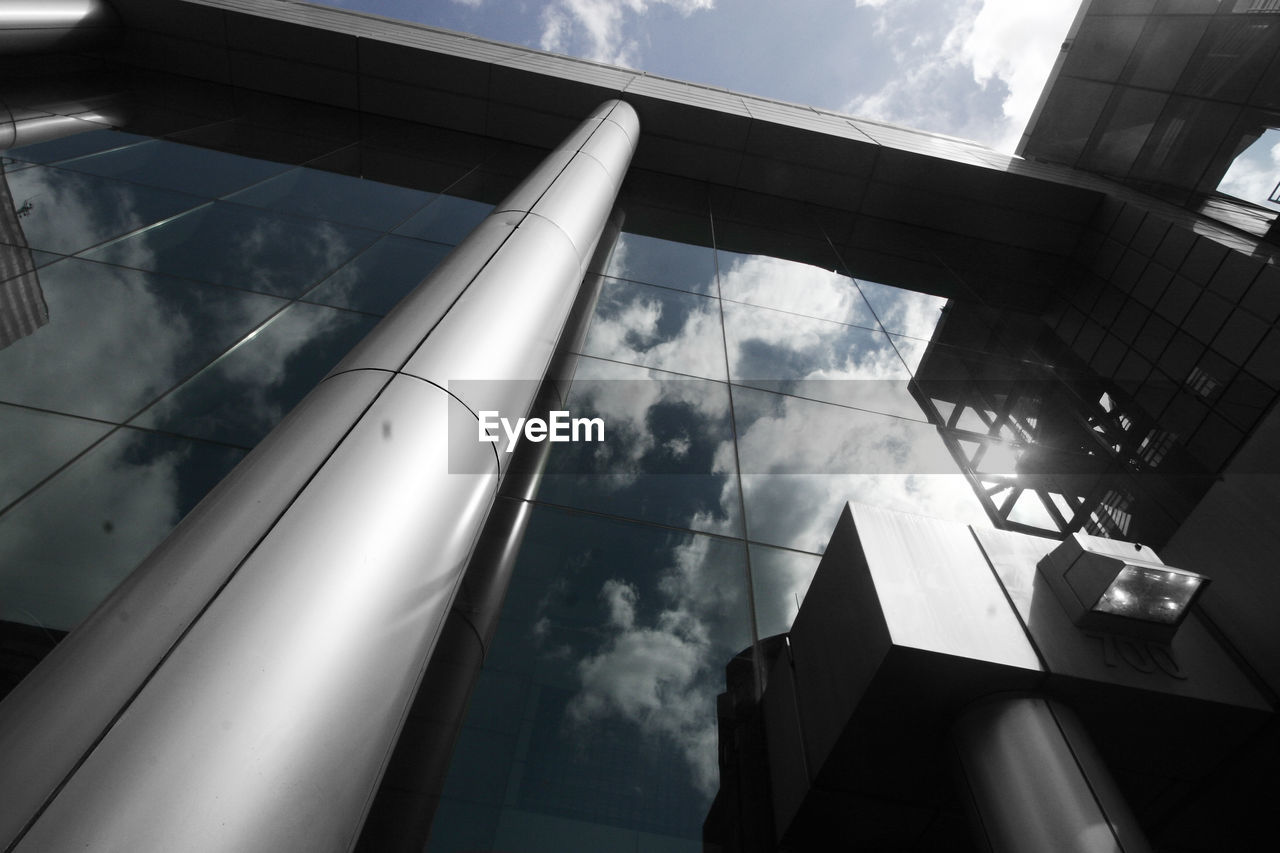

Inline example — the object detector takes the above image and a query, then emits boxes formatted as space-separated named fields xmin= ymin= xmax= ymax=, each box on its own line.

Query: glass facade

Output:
xmin=0 ymin=127 xmax=503 ymax=635
xmin=3 ymin=17 xmax=1279 ymax=848
xmin=0 ymin=113 xmax=996 ymax=847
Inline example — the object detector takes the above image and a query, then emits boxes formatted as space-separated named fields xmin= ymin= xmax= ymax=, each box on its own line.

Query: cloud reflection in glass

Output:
xmin=475 ymin=506 xmax=750 ymax=841
xmin=535 ymin=357 xmax=743 ymax=537
xmin=580 ymin=277 xmax=727 ymax=381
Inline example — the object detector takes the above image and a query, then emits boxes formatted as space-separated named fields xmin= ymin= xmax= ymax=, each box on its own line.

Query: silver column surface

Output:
xmin=0 ymin=92 xmax=127 ymax=150
xmin=353 ymin=211 xmax=623 ymax=853
xmin=0 ymin=99 xmax=638 ymax=853
xmin=952 ymin=696 xmax=1153 ymax=853
xmin=0 ymin=0 xmax=119 ymax=53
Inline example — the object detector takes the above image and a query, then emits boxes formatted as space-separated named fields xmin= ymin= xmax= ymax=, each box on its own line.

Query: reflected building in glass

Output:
xmin=0 ymin=0 xmax=1278 ymax=851
xmin=0 ymin=162 xmax=46 ymax=349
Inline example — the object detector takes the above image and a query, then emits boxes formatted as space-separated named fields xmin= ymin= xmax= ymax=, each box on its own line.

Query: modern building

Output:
xmin=0 ymin=0 xmax=1277 ymax=850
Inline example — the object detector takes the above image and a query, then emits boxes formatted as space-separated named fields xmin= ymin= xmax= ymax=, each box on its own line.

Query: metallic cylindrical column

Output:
xmin=0 ymin=0 xmax=119 ymax=54
xmin=1 ymin=76 xmax=128 ymax=152
xmin=354 ymin=211 xmax=624 ymax=853
xmin=952 ymin=696 xmax=1152 ymax=853
xmin=0 ymin=104 xmax=126 ymax=150
xmin=0 ymin=99 xmax=638 ymax=852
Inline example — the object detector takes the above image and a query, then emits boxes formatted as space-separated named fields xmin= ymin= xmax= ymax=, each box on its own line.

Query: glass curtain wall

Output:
xmin=0 ymin=124 xmax=504 ymax=664
xmin=423 ymin=186 xmax=1261 ymax=851
xmin=424 ymin=197 xmax=1009 ymax=851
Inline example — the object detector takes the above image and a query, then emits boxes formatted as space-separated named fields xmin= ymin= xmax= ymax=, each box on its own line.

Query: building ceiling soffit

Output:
xmin=105 ymin=0 xmax=1105 ymax=246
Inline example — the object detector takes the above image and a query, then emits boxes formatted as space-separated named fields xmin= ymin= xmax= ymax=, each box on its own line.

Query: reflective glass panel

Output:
xmin=431 ymin=504 xmax=750 ymax=851
xmin=580 ymin=278 xmax=727 ymax=381
xmin=0 ymin=252 xmax=48 ymax=341
xmin=855 ymin=279 xmax=947 ymax=339
xmin=0 ymin=404 xmax=111 ymax=509
xmin=226 ymin=167 xmax=433 ymax=230
xmin=534 ymin=357 xmax=743 ymax=537
xmin=84 ymin=201 xmax=380 ymax=297
xmin=0 ymin=427 xmax=245 ymax=631
xmin=605 ymin=233 xmax=716 ymax=295
xmin=749 ymin=544 xmax=822 ymax=638
xmin=723 ymin=301 xmax=924 ymax=420
xmin=3 ymin=128 xmax=149 ymax=165
xmin=892 ymin=332 xmax=1042 ymax=380
xmin=0 ymin=165 xmax=203 ymax=256
xmin=305 ymin=235 xmax=452 ymax=316
xmin=718 ymin=250 xmax=874 ymax=326
xmin=57 ymin=139 xmax=291 ymax=198
xmin=393 ymin=194 xmax=493 ymax=245
xmin=29 ymin=249 xmax=60 ymax=268
xmin=169 ymin=120 xmax=345 ymax=166
xmin=131 ymin=302 xmax=379 ymax=447
xmin=0 ymin=259 xmax=286 ymax=421
xmin=732 ymin=387 xmax=989 ymax=552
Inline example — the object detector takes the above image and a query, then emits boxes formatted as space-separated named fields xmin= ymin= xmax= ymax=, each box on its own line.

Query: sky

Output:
xmin=1220 ymin=129 xmax=1280 ymax=211
xmin=315 ymin=0 xmax=1280 ymax=208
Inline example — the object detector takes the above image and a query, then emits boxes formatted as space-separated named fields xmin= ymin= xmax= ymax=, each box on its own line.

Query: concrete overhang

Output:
xmin=1021 ymin=0 xmax=1280 ymax=203
xmin=83 ymin=0 xmax=1106 ymax=259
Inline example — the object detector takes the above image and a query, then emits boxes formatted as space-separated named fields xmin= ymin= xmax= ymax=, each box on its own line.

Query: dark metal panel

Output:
xmin=225 ymin=7 xmax=357 ymax=70
xmin=228 ymin=48 xmax=360 ymax=110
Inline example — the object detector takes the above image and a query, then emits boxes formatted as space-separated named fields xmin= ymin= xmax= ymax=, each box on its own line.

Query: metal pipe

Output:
xmin=0 ymin=99 xmax=638 ymax=853
xmin=354 ymin=210 xmax=624 ymax=852
xmin=0 ymin=77 xmax=128 ymax=153
xmin=952 ymin=696 xmax=1152 ymax=853
xmin=0 ymin=107 xmax=126 ymax=150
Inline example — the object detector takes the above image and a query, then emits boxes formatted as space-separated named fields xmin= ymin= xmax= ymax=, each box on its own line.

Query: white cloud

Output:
xmin=580 ymin=285 xmax=726 ymax=381
xmin=566 ymin=534 xmax=743 ymax=797
xmin=963 ymin=0 xmax=1078 ymax=151
xmin=1218 ymin=131 xmax=1280 ymax=210
xmin=561 ymin=358 xmax=733 ymax=498
xmin=539 ymin=0 xmax=714 ymax=67
xmin=843 ymin=0 xmax=1077 ymax=151
xmin=719 ymin=253 xmax=871 ymax=326
xmin=601 ymin=577 xmax=639 ymax=628
xmin=718 ymin=388 xmax=991 ymax=552
xmin=0 ymin=255 xmax=201 ymax=423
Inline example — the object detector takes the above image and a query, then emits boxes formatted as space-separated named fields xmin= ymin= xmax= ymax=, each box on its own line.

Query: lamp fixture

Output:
xmin=1039 ymin=533 xmax=1209 ymax=643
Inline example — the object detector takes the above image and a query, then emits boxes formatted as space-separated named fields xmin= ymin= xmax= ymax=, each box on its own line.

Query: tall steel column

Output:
xmin=355 ymin=212 xmax=624 ymax=852
xmin=0 ymin=99 xmax=638 ymax=852
xmin=952 ymin=696 xmax=1152 ymax=853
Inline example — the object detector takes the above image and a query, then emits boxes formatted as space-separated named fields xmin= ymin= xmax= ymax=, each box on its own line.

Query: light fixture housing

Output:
xmin=1038 ymin=533 xmax=1210 ymax=643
